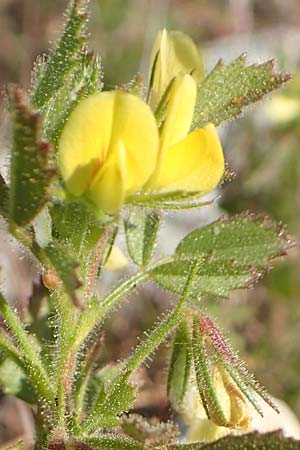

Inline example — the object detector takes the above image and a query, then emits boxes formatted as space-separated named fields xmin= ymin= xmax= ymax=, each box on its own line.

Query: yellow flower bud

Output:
xmin=181 ymin=365 xmax=251 ymax=433
xmin=209 ymin=364 xmax=252 ymax=430
xmin=149 ymin=29 xmax=205 ymax=107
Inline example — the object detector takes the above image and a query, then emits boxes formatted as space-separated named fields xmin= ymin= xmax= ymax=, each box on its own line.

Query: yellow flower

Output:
xmin=58 ymin=91 xmax=159 ymax=214
xmin=149 ymin=29 xmax=205 ymax=108
xmin=148 ymin=74 xmax=224 ymax=194
xmin=58 ymin=32 xmax=224 ymax=215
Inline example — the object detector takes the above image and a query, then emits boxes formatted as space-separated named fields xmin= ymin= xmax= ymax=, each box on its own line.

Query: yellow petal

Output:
xmin=88 ymin=141 xmax=126 ymax=215
xmin=58 ymin=91 xmax=159 ymax=197
xmin=108 ymin=92 xmax=159 ymax=193
xmin=153 ymin=124 xmax=224 ymax=194
xmin=58 ymin=93 xmax=115 ymax=196
xmin=160 ymin=74 xmax=197 ymax=151
xmin=211 ymin=365 xmax=252 ymax=430
xmin=150 ymin=29 xmax=205 ymax=107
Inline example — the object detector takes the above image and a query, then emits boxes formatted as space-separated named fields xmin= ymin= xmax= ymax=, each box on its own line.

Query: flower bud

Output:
xmin=149 ymin=29 xmax=205 ymax=107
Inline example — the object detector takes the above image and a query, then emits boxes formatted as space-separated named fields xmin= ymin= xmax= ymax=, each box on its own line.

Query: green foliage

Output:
xmin=31 ymin=0 xmax=90 ymax=110
xmin=153 ymin=214 xmax=292 ymax=300
xmin=78 ymin=434 xmax=143 ymax=450
xmin=84 ymin=372 xmax=138 ymax=430
xmin=0 ymin=1 xmax=297 ymax=449
xmin=9 ymin=87 xmax=55 ymax=227
xmin=125 ymin=209 xmax=160 ymax=266
xmin=51 ymin=200 xmax=104 ymax=255
xmin=0 ymin=358 xmax=37 ymax=404
xmin=196 ymin=430 xmax=300 ymax=450
xmin=167 ymin=319 xmax=192 ymax=408
xmin=192 ymin=55 xmax=291 ymax=129
xmin=42 ymin=53 xmax=102 ymax=147
xmin=152 ymin=259 xmax=253 ymax=299
xmin=0 ymin=292 xmax=54 ymax=404
xmin=176 ymin=213 xmax=290 ymax=267
xmin=121 ymin=414 xmax=179 ymax=446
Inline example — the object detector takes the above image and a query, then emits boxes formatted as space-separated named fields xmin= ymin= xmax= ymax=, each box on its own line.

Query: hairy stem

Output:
xmin=74 ymin=256 xmax=174 ymax=350
xmin=52 ymin=294 xmax=77 ymax=432
xmin=0 ymin=292 xmax=54 ymax=403
xmin=0 ymin=331 xmax=25 ymax=368
xmin=82 ymin=260 xmax=199 ymax=432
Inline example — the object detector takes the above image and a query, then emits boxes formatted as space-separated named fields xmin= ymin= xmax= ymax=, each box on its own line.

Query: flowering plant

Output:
xmin=0 ymin=1 xmax=298 ymax=449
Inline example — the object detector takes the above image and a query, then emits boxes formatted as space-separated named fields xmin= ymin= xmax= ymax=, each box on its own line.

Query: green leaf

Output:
xmin=121 ymin=414 xmax=179 ymax=446
xmin=176 ymin=214 xmax=290 ymax=268
xmin=42 ymin=53 xmax=103 ymax=147
xmin=152 ymin=259 xmax=253 ymax=299
xmin=85 ymin=372 xmax=138 ymax=429
xmin=153 ymin=214 xmax=293 ymax=300
xmin=127 ymin=190 xmax=213 ymax=210
xmin=31 ymin=0 xmax=90 ymax=109
xmin=0 ymin=173 xmax=9 ymax=218
xmin=192 ymin=55 xmax=291 ymax=128
xmin=74 ymin=435 xmax=143 ymax=450
xmin=44 ymin=241 xmax=82 ymax=305
xmin=0 ymin=292 xmax=54 ymax=403
xmin=124 ymin=209 xmax=160 ymax=266
xmin=50 ymin=200 xmax=104 ymax=255
xmin=181 ymin=431 xmax=300 ymax=450
xmin=9 ymin=87 xmax=55 ymax=227
xmin=192 ymin=316 xmax=227 ymax=425
xmin=0 ymin=358 xmax=37 ymax=404
xmin=167 ymin=319 xmax=192 ymax=408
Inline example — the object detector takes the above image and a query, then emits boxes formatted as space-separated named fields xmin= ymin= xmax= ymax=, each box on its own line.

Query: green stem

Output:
xmin=0 ymin=292 xmax=54 ymax=403
xmin=82 ymin=259 xmax=199 ymax=432
xmin=52 ymin=294 xmax=77 ymax=431
xmin=120 ymin=259 xmax=199 ymax=374
xmin=0 ymin=331 xmax=25 ymax=368
xmin=73 ymin=256 xmax=174 ymax=350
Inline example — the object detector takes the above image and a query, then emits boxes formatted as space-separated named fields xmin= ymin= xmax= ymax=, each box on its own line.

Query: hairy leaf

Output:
xmin=51 ymin=200 xmax=104 ymax=255
xmin=153 ymin=213 xmax=293 ymax=300
xmin=192 ymin=55 xmax=291 ymax=128
xmin=74 ymin=435 xmax=143 ymax=450
xmin=122 ymin=414 xmax=179 ymax=445
xmin=0 ymin=358 xmax=37 ymax=404
xmin=9 ymin=87 xmax=55 ymax=226
xmin=166 ymin=431 xmax=300 ymax=450
xmin=176 ymin=213 xmax=291 ymax=268
xmin=192 ymin=318 xmax=227 ymax=425
xmin=31 ymin=0 xmax=90 ymax=109
xmin=83 ymin=372 xmax=138 ymax=430
xmin=42 ymin=53 xmax=102 ymax=147
xmin=167 ymin=320 xmax=192 ymax=408
xmin=152 ymin=259 xmax=253 ymax=299
xmin=125 ymin=209 xmax=160 ymax=266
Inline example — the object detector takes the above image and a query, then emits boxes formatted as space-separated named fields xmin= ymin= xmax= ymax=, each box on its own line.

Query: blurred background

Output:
xmin=0 ymin=0 xmax=300 ymax=447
